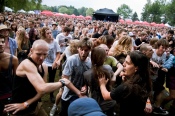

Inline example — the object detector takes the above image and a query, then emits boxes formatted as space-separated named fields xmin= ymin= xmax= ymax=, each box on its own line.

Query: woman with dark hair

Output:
xmin=28 ymin=28 xmax=39 ymax=45
xmin=9 ymin=23 xmax=17 ymax=39
xmin=0 ymin=14 xmax=6 ymax=25
xmin=99 ymin=51 xmax=152 ymax=116
xmin=83 ymin=46 xmax=116 ymax=116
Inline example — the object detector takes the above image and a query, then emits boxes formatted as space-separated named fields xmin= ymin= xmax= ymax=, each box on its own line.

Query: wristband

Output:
xmin=59 ymin=80 xmax=65 ymax=87
xmin=23 ymin=102 xmax=29 ymax=108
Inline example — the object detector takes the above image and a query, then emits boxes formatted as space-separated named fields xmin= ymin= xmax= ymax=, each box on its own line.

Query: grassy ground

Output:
xmin=40 ymin=70 xmax=61 ymax=116
xmin=40 ymin=70 xmax=171 ymax=116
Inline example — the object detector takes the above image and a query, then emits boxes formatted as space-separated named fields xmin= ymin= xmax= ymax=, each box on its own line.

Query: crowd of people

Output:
xmin=0 ymin=11 xmax=175 ymax=116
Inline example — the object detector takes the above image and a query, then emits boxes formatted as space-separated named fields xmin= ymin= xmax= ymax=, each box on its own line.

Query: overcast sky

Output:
xmin=42 ymin=0 xmax=148 ymax=18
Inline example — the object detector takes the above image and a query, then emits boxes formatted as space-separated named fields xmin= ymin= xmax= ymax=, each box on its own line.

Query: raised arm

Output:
xmin=99 ymin=74 xmax=112 ymax=100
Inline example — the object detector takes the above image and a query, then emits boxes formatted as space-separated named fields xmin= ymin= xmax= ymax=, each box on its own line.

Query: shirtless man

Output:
xmin=0 ymin=25 xmax=18 ymax=56
xmin=4 ymin=40 xmax=82 ymax=115
xmin=0 ymin=34 xmax=18 ymax=116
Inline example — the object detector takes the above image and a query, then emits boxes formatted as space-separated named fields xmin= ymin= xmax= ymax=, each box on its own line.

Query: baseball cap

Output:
xmin=68 ymin=97 xmax=106 ymax=116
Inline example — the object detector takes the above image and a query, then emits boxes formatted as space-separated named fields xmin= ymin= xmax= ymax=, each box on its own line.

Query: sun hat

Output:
xmin=68 ymin=97 xmax=106 ymax=116
xmin=52 ymin=22 xmax=58 ymax=26
xmin=0 ymin=25 xmax=11 ymax=31
xmin=129 ymin=32 xmax=135 ymax=37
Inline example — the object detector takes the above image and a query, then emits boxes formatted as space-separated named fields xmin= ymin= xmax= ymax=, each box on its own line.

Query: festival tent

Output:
xmin=41 ymin=10 xmax=53 ymax=16
xmin=17 ymin=9 xmax=26 ymax=13
xmin=158 ymin=23 xmax=165 ymax=27
xmin=70 ymin=14 xmax=76 ymax=18
xmin=150 ymin=22 xmax=156 ymax=26
xmin=85 ymin=16 xmax=92 ymax=20
xmin=28 ymin=11 xmax=35 ymax=14
xmin=54 ymin=13 xmax=61 ymax=16
xmin=92 ymin=8 xmax=119 ymax=22
xmin=4 ymin=6 xmax=13 ymax=12
xmin=133 ymin=20 xmax=141 ymax=25
xmin=125 ymin=19 xmax=133 ymax=24
xmin=141 ymin=21 xmax=150 ymax=26
xmin=76 ymin=15 xmax=85 ymax=19
xmin=119 ymin=19 xmax=125 ymax=24
xmin=165 ymin=23 xmax=172 ymax=27
xmin=62 ymin=14 xmax=70 ymax=18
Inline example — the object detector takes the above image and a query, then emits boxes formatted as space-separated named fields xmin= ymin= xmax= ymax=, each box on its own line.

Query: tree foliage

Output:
xmin=165 ymin=0 xmax=175 ymax=25
xmin=117 ymin=4 xmax=133 ymax=19
xmin=2 ymin=0 xmax=42 ymax=12
xmin=141 ymin=0 xmax=175 ymax=25
xmin=78 ymin=7 xmax=88 ymax=16
xmin=86 ymin=8 xmax=94 ymax=16
xmin=59 ymin=6 xmax=69 ymax=14
xmin=132 ymin=12 xmax=139 ymax=21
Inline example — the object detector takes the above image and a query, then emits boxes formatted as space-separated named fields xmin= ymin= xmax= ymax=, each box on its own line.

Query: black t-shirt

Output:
xmin=103 ymin=30 xmax=116 ymax=38
xmin=110 ymin=84 xmax=146 ymax=116
xmin=92 ymin=32 xmax=102 ymax=38
xmin=135 ymin=38 xmax=147 ymax=50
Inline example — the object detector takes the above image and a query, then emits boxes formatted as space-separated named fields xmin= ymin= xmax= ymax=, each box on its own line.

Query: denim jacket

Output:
xmin=162 ymin=54 xmax=174 ymax=69
xmin=9 ymin=37 xmax=18 ymax=55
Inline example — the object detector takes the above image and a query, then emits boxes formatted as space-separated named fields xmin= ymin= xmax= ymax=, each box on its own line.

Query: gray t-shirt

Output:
xmin=150 ymin=49 xmax=166 ymax=80
xmin=62 ymin=54 xmax=91 ymax=101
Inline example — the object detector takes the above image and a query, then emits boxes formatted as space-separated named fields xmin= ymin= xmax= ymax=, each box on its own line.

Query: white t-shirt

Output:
xmin=44 ymin=40 xmax=61 ymax=67
xmin=63 ymin=46 xmax=72 ymax=59
xmin=56 ymin=33 xmax=72 ymax=53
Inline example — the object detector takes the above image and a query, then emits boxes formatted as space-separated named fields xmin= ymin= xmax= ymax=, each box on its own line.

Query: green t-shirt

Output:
xmin=104 ymin=56 xmax=118 ymax=67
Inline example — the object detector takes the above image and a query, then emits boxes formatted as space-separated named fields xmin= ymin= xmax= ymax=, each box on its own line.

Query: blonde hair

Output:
xmin=40 ymin=27 xmax=50 ymax=40
xmin=17 ymin=29 xmax=29 ymax=51
xmin=113 ymin=36 xmax=132 ymax=56
xmin=69 ymin=39 xmax=80 ymax=54
xmin=98 ymin=35 xmax=107 ymax=44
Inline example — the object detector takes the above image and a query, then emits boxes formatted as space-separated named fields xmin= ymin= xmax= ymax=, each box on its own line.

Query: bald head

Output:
xmin=140 ymin=43 xmax=153 ymax=59
xmin=139 ymin=43 xmax=151 ymax=52
xmin=98 ymin=44 xmax=109 ymax=55
xmin=98 ymin=44 xmax=108 ymax=48
xmin=30 ymin=40 xmax=49 ymax=65
xmin=32 ymin=40 xmax=49 ymax=50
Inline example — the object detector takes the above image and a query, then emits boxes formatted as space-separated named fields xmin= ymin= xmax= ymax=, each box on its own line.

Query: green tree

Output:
xmin=59 ymin=6 xmax=69 ymax=14
xmin=141 ymin=0 xmax=152 ymax=21
xmin=0 ymin=0 xmax=5 ymax=12
xmin=73 ymin=9 xmax=79 ymax=16
xmin=148 ymin=1 xmax=162 ymax=23
xmin=86 ymin=8 xmax=94 ymax=16
xmin=0 ymin=0 xmax=43 ymax=12
xmin=67 ymin=6 xmax=76 ymax=15
xmin=141 ymin=0 xmax=167 ymax=23
xmin=78 ymin=7 xmax=87 ymax=16
xmin=132 ymin=12 xmax=139 ymax=21
xmin=165 ymin=0 xmax=175 ymax=25
xmin=117 ymin=4 xmax=133 ymax=19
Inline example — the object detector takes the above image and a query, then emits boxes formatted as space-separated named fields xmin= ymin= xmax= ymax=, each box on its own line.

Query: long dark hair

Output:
xmin=125 ymin=51 xmax=152 ymax=101
xmin=91 ymin=46 xmax=111 ymax=91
